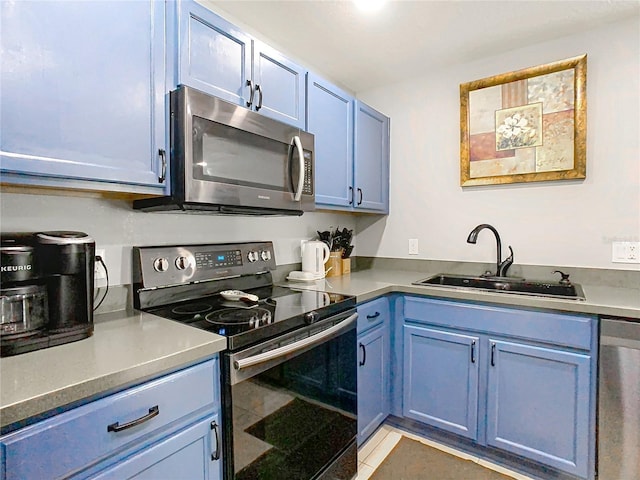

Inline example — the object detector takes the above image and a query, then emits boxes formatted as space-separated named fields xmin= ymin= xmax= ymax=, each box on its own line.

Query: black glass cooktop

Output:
xmin=145 ymin=286 xmax=355 ymax=351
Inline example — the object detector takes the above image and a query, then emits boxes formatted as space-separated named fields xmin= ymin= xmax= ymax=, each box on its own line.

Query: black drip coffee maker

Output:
xmin=0 ymin=231 xmax=95 ymax=356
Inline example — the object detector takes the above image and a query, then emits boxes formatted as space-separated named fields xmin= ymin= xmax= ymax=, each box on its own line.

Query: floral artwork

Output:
xmin=460 ymin=55 xmax=586 ymax=186
xmin=495 ymin=104 xmax=543 ymax=151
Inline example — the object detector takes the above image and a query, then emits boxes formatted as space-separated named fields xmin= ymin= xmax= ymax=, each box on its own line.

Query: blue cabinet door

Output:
xmin=177 ymin=1 xmax=251 ymax=106
xmin=89 ymin=415 xmax=221 ymax=480
xmin=0 ymin=0 xmax=166 ymax=190
xmin=253 ymin=41 xmax=306 ymax=129
xmin=176 ymin=1 xmax=305 ymax=128
xmin=357 ymin=324 xmax=389 ymax=445
xmin=486 ymin=340 xmax=591 ymax=478
xmin=307 ymin=74 xmax=354 ymax=208
xmin=403 ymin=325 xmax=479 ymax=440
xmin=354 ymin=101 xmax=390 ymax=213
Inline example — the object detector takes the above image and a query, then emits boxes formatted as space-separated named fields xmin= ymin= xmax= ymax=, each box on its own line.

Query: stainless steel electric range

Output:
xmin=133 ymin=242 xmax=358 ymax=480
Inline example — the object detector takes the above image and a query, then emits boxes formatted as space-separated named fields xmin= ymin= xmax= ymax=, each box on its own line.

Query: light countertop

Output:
xmin=2 ymin=267 xmax=637 ymax=432
xmin=282 ymin=268 xmax=640 ymax=319
xmin=0 ymin=310 xmax=226 ymax=431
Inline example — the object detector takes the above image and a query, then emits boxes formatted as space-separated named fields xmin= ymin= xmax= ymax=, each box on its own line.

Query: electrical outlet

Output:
xmin=94 ymin=249 xmax=107 ymax=287
xmin=612 ymin=242 xmax=640 ymax=263
xmin=408 ymin=238 xmax=419 ymax=255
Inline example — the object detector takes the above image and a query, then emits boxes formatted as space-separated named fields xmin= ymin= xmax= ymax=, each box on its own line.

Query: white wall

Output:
xmin=0 ymin=193 xmax=355 ymax=285
xmin=356 ymin=17 xmax=640 ymax=270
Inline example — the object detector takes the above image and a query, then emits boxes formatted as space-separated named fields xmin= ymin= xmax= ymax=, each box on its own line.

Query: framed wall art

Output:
xmin=460 ymin=54 xmax=587 ymax=186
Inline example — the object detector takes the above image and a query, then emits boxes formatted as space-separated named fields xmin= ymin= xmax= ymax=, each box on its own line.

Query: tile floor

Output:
xmin=356 ymin=424 xmax=537 ymax=480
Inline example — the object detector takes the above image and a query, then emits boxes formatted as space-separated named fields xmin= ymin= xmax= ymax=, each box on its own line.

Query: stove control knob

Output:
xmin=175 ymin=255 xmax=190 ymax=270
xmin=304 ymin=311 xmax=319 ymax=324
xmin=247 ymin=251 xmax=258 ymax=263
xmin=260 ymin=250 xmax=271 ymax=261
xmin=153 ymin=257 xmax=169 ymax=273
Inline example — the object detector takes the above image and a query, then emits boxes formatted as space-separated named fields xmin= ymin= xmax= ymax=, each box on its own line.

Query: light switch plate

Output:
xmin=408 ymin=238 xmax=419 ymax=255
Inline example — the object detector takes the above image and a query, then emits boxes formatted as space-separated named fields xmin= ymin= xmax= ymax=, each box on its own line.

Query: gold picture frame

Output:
xmin=460 ymin=54 xmax=587 ymax=186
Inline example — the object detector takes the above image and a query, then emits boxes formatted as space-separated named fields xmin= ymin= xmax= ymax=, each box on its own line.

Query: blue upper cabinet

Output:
xmin=307 ymin=74 xmax=354 ymax=207
xmin=176 ymin=1 xmax=306 ymax=129
xmin=252 ymin=41 xmax=306 ymax=128
xmin=354 ymin=101 xmax=390 ymax=213
xmin=176 ymin=1 xmax=251 ymax=106
xmin=0 ymin=0 xmax=167 ymax=193
xmin=308 ymin=76 xmax=390 ymax=213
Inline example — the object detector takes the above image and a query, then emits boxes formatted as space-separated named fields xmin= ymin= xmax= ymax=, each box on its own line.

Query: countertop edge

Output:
xmin=1 ymin=312 xmax=227 ymax=431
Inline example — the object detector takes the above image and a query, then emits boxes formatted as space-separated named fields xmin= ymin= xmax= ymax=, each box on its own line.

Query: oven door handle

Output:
xmin=234 ymin=312 xmax=358 ymax=371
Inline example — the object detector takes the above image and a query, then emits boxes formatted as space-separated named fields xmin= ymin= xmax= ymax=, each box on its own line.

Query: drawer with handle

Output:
xmin=0 ymin=358 xmax=218 ymax=480
xmin=357 ymin=297 xmax=389 ymax=334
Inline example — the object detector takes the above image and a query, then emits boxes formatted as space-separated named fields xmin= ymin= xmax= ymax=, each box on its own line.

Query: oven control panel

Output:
xmin=133 ymin=242 xmax=277 ymax=289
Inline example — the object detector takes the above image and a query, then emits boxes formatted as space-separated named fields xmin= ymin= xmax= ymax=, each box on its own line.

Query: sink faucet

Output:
xmin=466 ymin=224 xmax=514 ymax=277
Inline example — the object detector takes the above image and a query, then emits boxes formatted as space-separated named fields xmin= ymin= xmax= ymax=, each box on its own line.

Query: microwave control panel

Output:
xmin=303 ymin=152 xmax=313 ymax=195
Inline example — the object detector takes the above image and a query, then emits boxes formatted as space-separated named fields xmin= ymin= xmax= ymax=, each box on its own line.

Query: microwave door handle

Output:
xmin=292 ymin=135 xmax=304 ymax=201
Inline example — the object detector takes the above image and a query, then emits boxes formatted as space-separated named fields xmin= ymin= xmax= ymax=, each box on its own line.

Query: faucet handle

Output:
xmin=498 ymin=246 xmax=514 ymax=277
xmin=553 ymin=270 xmax=571 ymax=285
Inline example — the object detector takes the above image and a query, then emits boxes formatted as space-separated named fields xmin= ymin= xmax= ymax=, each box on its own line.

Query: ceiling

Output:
xmin=207 ymin=0 xmax=640 ymax=93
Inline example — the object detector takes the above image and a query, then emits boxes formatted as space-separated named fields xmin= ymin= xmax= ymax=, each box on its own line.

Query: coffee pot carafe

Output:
xmin=301 ymin=240 xmax=330 ymax=278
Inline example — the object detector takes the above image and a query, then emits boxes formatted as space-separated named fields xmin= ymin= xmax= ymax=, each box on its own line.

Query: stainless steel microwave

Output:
xmin=134 ymin=86 xmax=314 ymax=215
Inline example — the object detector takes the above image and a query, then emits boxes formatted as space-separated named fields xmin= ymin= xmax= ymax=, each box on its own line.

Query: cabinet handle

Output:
xmin=491 ymin=343 xmax=496 ymax=366
xmin=210 ymin=420 xmax=220 ymax=460
xmin=366 ymin=312 xmax=380 ymax=320
xmin=357 ymin=188 xmax=363 ymax=205
xmin=246 ymin=79 xmax=255 ymax=108
xmin=359 ymin=342 xmax=366 ymax=366
xmin=348 ymin=186 xmax=354 ymax=205
xmin=255 ymin=84 xmax=263 ymax=111
xmin=107 ymin=405 xmax=159 ymax=433
xmin=471 ymin=340 xmax=476 ymax=364
xmin=158 ymin=149 xmax=166 ymax=183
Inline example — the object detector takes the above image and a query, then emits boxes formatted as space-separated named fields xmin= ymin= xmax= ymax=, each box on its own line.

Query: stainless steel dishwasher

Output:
xmin=598 ymin=317 xmax=640 ymax=480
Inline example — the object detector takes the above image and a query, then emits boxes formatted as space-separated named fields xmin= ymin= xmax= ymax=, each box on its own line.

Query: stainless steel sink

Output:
xmin=412 ymin=273 xmax=586 ymax=301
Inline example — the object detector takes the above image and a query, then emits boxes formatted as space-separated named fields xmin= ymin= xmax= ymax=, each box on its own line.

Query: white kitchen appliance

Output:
xmin=301 ymin=240 xmax=330 ymax=278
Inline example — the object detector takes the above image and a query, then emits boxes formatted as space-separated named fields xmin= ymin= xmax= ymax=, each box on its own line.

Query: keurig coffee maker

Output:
xmin=0 ymin=231 xmax=95 ymax=356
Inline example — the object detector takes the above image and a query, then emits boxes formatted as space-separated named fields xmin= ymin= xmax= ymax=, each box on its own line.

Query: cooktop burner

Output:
xmin=171 ymin=303 xmax=213 ymax=316
xmin=133 ymin=242 xmax=356 ymax=351
xmin=205 ymin=307 xmax=273 ymax=326
xmin=143 ymin=285 xmax=355 ymax=351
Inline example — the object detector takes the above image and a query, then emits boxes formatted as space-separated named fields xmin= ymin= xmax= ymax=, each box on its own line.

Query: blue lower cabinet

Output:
xmin=357 ymin=297 xmax=390 ymax=445
xmin=486 ymin=340 xmax=590 ymax=478
xmin=357 ymin=324 xmax=389 ymax=445
xmin=401 ymin=296 xmax=596 ymax=479
xmin=89 ymin=415 xmax=221 ymax=480
xmin=0 ymin=358 xmax=220 ymax=480
xmin=403 ymin=325 xmax=479 ymax=440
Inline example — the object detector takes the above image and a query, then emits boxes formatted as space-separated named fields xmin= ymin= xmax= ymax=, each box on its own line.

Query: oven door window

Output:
xmin=230 ymin=328 xmax=356 ymax=480
xmin=192 ymin=116 xmax=298 ymax=192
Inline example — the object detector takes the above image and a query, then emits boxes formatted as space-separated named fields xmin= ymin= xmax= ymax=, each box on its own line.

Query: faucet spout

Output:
xmin=466 ymin=224 xmax=503 ymax=277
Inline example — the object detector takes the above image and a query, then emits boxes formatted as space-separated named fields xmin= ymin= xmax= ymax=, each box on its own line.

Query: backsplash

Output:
xmin=0 ymin=192 xmax=356 ymax=286
xmin=356 ymin=257 xmax=640 ymax=289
